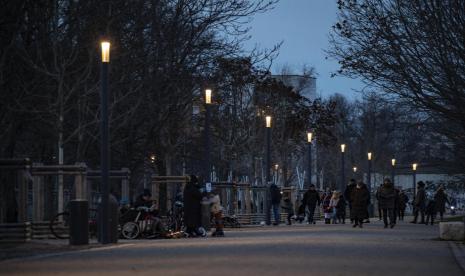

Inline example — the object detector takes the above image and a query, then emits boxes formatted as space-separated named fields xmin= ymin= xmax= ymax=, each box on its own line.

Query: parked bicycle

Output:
xmin=49 ymin=207 xmax=98 ymax=239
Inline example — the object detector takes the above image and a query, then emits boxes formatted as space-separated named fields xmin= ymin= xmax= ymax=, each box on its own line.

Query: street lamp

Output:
xmin=412 ymin=163 xmax=418 ymax=198
xmin=340 ymin=144 xmax=346 ymax=191
xmin=99 ymin=41 xmax=111 ymax=244
xmin=367 ymin=152 xmax=372 ymax=191
xmin=353 ymin=166 xmax=357 ymax=173
xmin=307 ymin=132 xmax=313 ymax=189
xmin=204 ymin=89 xmax=212 ymax=183
xmin=265 ymin=115 xmax=272 ymax=225
xmin=391 ymin=158 xmax=396 ymax=185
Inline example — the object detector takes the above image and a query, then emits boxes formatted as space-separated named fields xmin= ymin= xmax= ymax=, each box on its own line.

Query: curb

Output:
xmin=449 ymin=241 xmax=465 ymax=273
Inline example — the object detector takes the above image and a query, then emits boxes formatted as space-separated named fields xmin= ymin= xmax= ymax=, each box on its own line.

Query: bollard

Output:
xmin=69 ymin=199 xmax=89 ymax=245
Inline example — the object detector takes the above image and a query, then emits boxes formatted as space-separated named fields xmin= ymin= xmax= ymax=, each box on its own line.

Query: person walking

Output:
xmin=375 ymin=184 xmax=384 ymax=221
xmin=425 ymin=198 xmax=436 ymax=226
xmin=350 ymin=181 xmax=369 ymax=228
xmin=411 ymin=181 xmax=426 ymax=224
xmin=282 ymin=198 xmax=294 ymax=225
xmin=270 ymin=183 xmax=282 ymax=225
xmin=322 ymin=190 xmax=333 ymax=224
xmin=336 ymin=193 xmax=347 ymax=224
xmin=183 ymin=175 xmax=203 ymax=237
xmin=329 ymin=191 xmax=340 ymax=224
xmin=302 ymin=184 xmax=321 ymax=224
xmin=378 ymin=178 xmax=397 ymax=228
xmin=398 ymin=190 xmax=408 ymax=221
xmin=434 ymin=185 xmax=450 ymax=221
xmin=344 ymin=179 xmax=357 ymax=223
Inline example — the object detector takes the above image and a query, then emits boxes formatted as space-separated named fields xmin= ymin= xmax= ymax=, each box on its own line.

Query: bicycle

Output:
xmin=49 ymin=207 xmax=98 ymax=239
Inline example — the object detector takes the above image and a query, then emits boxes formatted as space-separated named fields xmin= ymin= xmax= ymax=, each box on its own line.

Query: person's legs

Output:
xmin=420 ymin=209 xmax=425 ymax=223
xmin=272 ymin=204 xmax=280 ymax=225
xmin=308 ymin=205 xmax=316 ymax=224
xmin=392 ymin=208 xmax=397 ymax=224
xmin=378 ymin=205 xmax=382 ymax=220
xmin=212 ymin=211 xmax=224 ymax=236
xmin=358 ymin=218 xmax=364 ymax=228
xmin=287 ymin=213 xmax=293 ymax=225
xmin=412 ymin=207 xmax=418 ymax=223
xmin=382 ymin=208 xmax=388 ymax=227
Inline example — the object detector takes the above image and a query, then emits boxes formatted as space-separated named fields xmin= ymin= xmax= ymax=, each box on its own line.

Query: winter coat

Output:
xmin=336 ymin=197 xmax=346 ymax=215
xmin=322 ymin=194 xmax=332 ymax=213
xmin=270 ymin=184 xmax=282 ymax=205
xmin=303 ymin=189 xmax=321 ymax=207
xmin=183 ymin=181 xmax=202 ymax=228
xmin=434 ymin=190 xmax=449 ymax=213
xmin=282 ymin=200 xmax=294 ymax=215
xmin=398 ymin=193 xmax=408 ymax=210
xmin=425 ymin=200 xmax=436 ymax=215
xmin=378 ymin=182 xmax=397 ymax=209
xmin=344 ymin=183 xmax=356 ymax=206
xmin=350 ymin=184 xmax=369 ymax=219
xmin=414 ymin=187 xmax=426 ymax=210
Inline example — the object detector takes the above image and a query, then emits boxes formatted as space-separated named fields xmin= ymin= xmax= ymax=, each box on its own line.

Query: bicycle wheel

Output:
xmin=121 ymin=222 xmax=140 ymax=239
xmin=49 ymin=212 xmax=70 ymax=239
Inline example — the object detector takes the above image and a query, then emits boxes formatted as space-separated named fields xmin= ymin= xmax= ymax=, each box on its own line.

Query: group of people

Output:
xmin=272 ymin=178 xmax=451 ymax=229
xmin=133 ymin=174 xmax=225 ymax=238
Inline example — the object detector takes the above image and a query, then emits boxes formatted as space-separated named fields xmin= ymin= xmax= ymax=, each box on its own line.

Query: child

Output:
xmin=425 ymin=199 xmax=436 ymax=226
xmin=329 ymin=191 xmax=340 ymax=224
xmin=336 ymin=194 xmax=347 ymax=224
xmin=282 ymin=198 xmax=294 ymax=225
xmin=209 ymin=193 xmax=225 ymax=237
xmin=322 ymin=192 xmax=332 ymax=224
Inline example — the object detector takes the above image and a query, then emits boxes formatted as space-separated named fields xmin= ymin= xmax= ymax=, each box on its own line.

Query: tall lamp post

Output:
xmin=204 ymin=89 xmax=212 ymax=183
xmin=367 ymin=152 xmax=373 ymax=218
xmin=412 ymin=163 xmax=418 ymax=199
xmin=265 ymin=115 xmax=272 ymax=225
xmin=367 ymin=152 xmax=372 ymax=192
xmin=99 ymin=41 xmax=111 ymax=244
xmin=353 ymin=166 xmax=357 ymax=176
xmin=307 ymin=132 xmax=313 ymax=189
xmin=391 ymin=159 xmax=396 ymax=185
xmin=340 ymin=144 xmax=346 ymax=191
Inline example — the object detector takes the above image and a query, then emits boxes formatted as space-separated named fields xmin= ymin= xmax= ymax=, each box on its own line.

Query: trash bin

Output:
xmin=69 ymin=199 xmax=89 ymax=245
xmin=201 ymin=200 xmax=211 ymax=231
xmin=98 ymin=194 xmax=119 ymax=244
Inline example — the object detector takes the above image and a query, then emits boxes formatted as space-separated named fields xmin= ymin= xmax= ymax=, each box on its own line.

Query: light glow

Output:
xmin=368 ymin=152 xmax=372 ymax=161
xmin=266 ymin=116 xmax=272 ymax=128
xmin=341 ymin=144 xmax=346 ymax=153
xmin=205 ymin=89 xmax=212 ymax=104
xmin=307 ymin=132 xmax=313 ymax=143
xmin=412 ymin=163 xmax=418 ymax=171
xmin=101 ymin=41 xmax=110 ymax=62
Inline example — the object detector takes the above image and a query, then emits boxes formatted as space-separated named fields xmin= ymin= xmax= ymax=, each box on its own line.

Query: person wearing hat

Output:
xmin=134 ymin=189 xmax=168 ymax=238
xmin=411 ymin=181 xmax=426 ymax=224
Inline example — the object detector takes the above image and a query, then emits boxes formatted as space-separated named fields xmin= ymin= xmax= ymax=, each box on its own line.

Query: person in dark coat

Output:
xmin=270 ymin=183 xmax=282 ymax=225
xmin=303 ymin=184 xmax=321 ymax=224
xmin=322 ymin=190 xmax=332 ymax=224
xmin=434 ymin=186 xmax=450 ymax=221
xmin=375 ymin=184 xmax=384 ymax=221
xmin=411 ymin=181 xmax=426 ymax=224
xmin=344 ymin=179 xmax=357 ymax=223
xmin=350 ymin=181 xmax=369 ymax=228
xmin=378 ymin=178 xmax=397 ymax=228
xmin=397 ymin=190 xmax=408 ymax=221
xmin=281 ymin=198 xmax=294 ymax=225
xmin=336 ymin=194 xmax=347 ymax=224
xmin=425 ymin=198 xmax=436 ymax=225
xmin=183 ymin=175 xmax=203 ymax=236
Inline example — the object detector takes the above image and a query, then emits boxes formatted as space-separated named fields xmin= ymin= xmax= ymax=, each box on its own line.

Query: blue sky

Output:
xmin=244 ymin=0 xmax=364 ymax=99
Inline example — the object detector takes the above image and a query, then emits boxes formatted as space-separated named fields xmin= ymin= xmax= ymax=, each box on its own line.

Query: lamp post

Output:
xmin=204 ymin=89 xmax=212 ymax=183
xmin=340 ymin=144 xmax=346 ymax=191
xmin=99 ymin=41 xmax=111 ymax=244
xmin=353 ymin=166 xmax=357 ymax=177
xmin=412 ymin=163 xmax=418 ymax=199
xmin=391 ymin=159 xmax=396 ymax=185
xmin=307 ymin=132 xmax=313 ymax=189
xmin=367 ymin=152 xmax=372 ymax=192
xmin=265 ymin=115 xmax=272 ymax=225
xmin=367 ymin=152 xmax=373 ymax=218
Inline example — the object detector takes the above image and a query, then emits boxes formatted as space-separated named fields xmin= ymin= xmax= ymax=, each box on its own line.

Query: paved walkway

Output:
xmin=1 ymin=220 xmax=463 ymax=275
